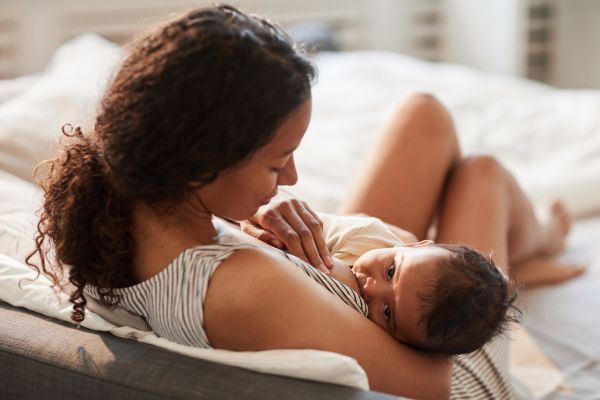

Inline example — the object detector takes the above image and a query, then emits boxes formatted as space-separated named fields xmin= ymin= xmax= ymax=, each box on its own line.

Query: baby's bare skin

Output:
xmin=511 ymin=200 xmax=585 ymax=287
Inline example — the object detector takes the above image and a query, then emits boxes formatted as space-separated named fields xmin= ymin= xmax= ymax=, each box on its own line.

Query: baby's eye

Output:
xmin=383 ymin=304 xmax=391 ymax=321
xmin=270 ymin=167 xmax=283 ymax=174
xmin=386 ymin=264 xmax=395 ymax=280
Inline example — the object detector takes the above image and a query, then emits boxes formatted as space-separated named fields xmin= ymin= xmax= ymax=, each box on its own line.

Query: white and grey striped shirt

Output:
xmin=84 ymin=243 xmax=368 ymax=348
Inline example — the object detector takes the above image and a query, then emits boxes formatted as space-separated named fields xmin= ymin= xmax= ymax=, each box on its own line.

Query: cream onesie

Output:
xmin=318 ymin=212 xmax=404 ymax=267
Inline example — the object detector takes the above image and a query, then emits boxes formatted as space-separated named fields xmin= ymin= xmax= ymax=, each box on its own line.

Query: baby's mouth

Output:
xmin=353 ymin=271 xmax=368 ymax=295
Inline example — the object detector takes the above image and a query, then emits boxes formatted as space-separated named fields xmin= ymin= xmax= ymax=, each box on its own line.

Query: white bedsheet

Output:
xmin=290 ymin=52 xmax=600 ymax=218
xmin=518 ymin=215 xmax=600 ymax=399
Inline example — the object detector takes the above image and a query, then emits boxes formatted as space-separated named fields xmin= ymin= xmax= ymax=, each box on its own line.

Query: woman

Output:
xmin=28 ymin=5 xmax=581 ymax=399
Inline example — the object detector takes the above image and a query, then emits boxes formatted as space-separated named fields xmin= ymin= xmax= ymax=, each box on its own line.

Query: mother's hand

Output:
xmin=240 ymin=197 xmax=334 ymax=272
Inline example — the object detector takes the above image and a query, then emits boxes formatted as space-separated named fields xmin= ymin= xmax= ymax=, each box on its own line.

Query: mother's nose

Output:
xmin=277 ymin=155 xmax=298 ymax=186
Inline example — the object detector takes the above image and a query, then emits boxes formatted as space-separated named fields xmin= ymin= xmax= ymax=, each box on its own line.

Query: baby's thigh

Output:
xmin=338 ymin=93 xmax=461 ymax=239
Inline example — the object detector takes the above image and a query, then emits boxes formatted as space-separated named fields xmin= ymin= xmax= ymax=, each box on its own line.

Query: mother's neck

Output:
xmin=130 ymin=200 xmax=218 ymax=282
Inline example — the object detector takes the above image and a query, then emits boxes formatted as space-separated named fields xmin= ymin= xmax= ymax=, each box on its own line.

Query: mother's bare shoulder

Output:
xmin=202 ymin=246 xmax=451 ymax=399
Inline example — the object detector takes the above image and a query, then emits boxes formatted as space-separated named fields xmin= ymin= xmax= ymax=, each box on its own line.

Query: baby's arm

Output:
xmin=320 ymin=211 xmax=417 ymax=260
xmin=383 ymin=223 xmax=418 ymax=244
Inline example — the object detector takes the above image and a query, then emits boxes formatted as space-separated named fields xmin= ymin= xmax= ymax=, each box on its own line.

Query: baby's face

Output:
xmin=351 ymin=244 xmax=452 ymax=346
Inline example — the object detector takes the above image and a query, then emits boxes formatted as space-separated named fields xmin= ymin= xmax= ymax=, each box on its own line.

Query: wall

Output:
xmin=0 ymin=0 xmax=373 ymax=77
xmin=443 ymin=0 xmax=527 ymax=76
xmin=554 ymin=0 xmax=600 ymax=88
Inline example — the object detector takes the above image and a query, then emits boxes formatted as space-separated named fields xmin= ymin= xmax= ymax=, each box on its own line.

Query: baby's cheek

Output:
xmin=366 ymin=310 xmax=389 ymax=333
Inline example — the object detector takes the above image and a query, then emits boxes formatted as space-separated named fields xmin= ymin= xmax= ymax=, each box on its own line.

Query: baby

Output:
xmin=319 ymin=212 xmax=517 ymax=355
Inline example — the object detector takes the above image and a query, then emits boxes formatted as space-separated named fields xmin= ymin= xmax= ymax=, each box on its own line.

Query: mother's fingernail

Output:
xmin=318 ymin=264 xmax=329 ymax=274
xmin=325 ymin=255 xmax=334 ymax=268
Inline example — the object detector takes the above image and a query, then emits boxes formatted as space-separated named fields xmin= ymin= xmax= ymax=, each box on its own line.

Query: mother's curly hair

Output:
xmin=26 ymin=4 xmax=316 ymax=324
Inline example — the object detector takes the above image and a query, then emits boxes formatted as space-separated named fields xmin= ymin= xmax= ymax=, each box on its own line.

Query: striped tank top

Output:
xmin=84 ymin=242 xmax=367 ymax=348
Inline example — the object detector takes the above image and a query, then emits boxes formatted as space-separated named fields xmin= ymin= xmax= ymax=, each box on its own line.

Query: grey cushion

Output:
xmin=0 ymin=301 xmax=394 ymax=400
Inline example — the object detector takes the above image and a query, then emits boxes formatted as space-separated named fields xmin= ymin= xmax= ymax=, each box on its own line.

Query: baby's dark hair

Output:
xmin=416 ymin=244 xmax=520 ymax=355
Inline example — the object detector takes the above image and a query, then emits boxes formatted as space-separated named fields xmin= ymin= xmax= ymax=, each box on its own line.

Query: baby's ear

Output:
xmin=405 ymin=239 xmax=434 ymax=248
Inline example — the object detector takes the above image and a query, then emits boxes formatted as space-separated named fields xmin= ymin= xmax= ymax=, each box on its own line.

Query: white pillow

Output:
xmin=0 ymin=34 xmax=121 ymax=183
xmin=0 ymin=168 xmax=151 ymax=330
xmin=0 ymin=74 xmax=39 ymax=106
xmin=0 ymin=170 xmax=40 ymax=262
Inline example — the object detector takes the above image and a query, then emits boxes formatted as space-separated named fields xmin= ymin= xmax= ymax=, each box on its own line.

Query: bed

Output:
xmin=0 ymin=34 xmax=599 ymax=399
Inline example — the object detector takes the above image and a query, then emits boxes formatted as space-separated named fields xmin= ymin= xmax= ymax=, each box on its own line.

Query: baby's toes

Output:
xmin=555 ymin=264 xmax=585 ymax=284
xmin=551 ymin=200 xmax=572 ymax=235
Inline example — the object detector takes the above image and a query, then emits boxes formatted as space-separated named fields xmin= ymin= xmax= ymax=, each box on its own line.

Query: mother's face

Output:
xmin=197 ymin=99 xmax=312 ymax=220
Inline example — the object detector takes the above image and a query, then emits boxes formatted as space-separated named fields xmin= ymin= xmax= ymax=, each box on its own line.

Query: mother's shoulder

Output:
xmin=202 ymin=245 xmax=325 ymax=348
xmin=213 ymin=244 xmax=297 ymax=282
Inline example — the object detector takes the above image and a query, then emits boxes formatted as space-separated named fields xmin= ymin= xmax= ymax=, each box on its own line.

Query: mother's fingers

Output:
xmin=251 ymin=197 xmax=333 ymax=272
xmin=297 ymin=203 xmax=333 ymax=268
xmin=260 ymin=201 xmax=327 ymax=272
xmin=239 ymin=220 xmax=284 ymax=248
xmin=268 ymin=215 xmax=311 ymax=264
xmin=281 ymin=207 xmax=329 ymax=272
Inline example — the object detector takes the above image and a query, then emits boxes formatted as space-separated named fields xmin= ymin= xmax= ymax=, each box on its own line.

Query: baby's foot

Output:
xmin=539 ymin=200 xmax=571 ymax=257
xmin=513 ymin=257 xmax=585 ymax=287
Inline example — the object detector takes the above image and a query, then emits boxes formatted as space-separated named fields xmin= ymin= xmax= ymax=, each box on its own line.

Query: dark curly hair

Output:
xmin=25 ymin=4 xmax=316 ymax=324
xmin=415 ymin=244 xmax=521 ymax=355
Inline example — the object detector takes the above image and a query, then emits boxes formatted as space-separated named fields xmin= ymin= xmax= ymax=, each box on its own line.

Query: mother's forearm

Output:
xmin=367 ymin=348 xmax=452 ymax=399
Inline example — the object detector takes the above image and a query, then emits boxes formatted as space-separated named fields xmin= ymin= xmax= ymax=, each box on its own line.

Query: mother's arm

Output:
xmin=203 ymin=247 xmax=452 ymax=399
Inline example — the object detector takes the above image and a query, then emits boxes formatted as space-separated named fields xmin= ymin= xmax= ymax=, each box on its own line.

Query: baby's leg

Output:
xmin=435 ymin=156 xmax=511 ymax=270
xmin=501 ymin=168 xmax=570 ymax=265
xmin=511 ymin=257 xmax=584 ymax=287
xmin=338 ymin=93 xmax=461 ymax=240
xmin=436 ymin=155 xmax=584 ymax=285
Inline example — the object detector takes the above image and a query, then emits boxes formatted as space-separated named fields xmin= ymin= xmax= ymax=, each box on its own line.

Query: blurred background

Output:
xmin=1 ymin=0 xmax=600 ymax=89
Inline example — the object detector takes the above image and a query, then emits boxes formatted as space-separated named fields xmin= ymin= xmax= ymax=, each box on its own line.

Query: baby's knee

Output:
xmin=391 ymin=93 xmax=456 ymax=141
xmin=398 ymin=92 xmax=443 ymax=115
xmin=406 ymin=92 xmax=438 ymax=103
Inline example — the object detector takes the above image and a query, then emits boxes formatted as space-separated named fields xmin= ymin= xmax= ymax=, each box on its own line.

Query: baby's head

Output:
xmin=352 ymin=242 xmax=519 ymax=355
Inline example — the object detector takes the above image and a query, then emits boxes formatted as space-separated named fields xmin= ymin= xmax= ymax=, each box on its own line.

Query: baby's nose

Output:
xmin=362 ymin=276 xmax=378 ymax=302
